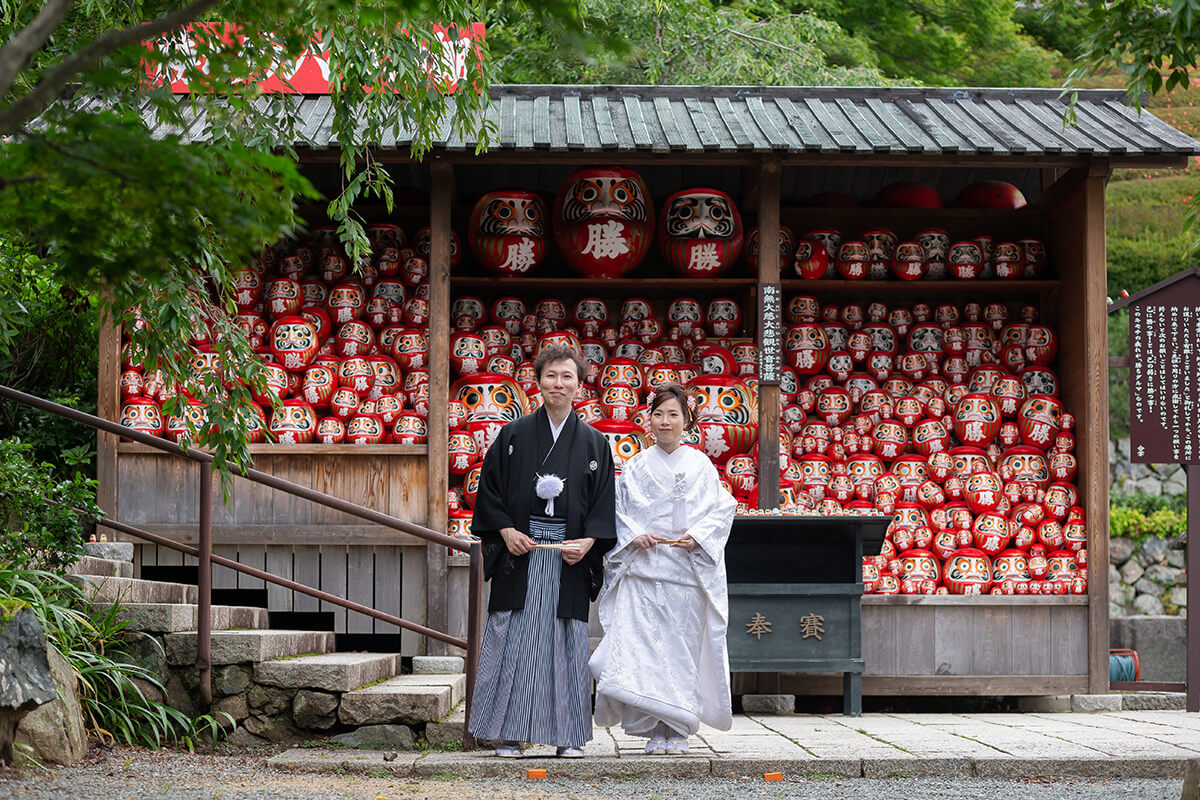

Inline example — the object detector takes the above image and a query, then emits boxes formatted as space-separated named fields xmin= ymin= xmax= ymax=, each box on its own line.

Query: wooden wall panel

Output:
xmin=116 ymin=452 xmax=429 ymax=541
xmin=858 ymin=599 xmax=1087 ymax=679
xmin=400 ymin=545 xmax=427 ymax=652
xmin=319 ymin=545 xmax=349 ymax=633
xmin=345 ymin=548 xmax=376 ymax=634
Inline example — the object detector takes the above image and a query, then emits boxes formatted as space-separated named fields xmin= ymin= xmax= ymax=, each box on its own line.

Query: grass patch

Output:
xmin=884 ymin=771 xmax=913 ymax=779
xmin=802 ymin=770 xmax=845 ymax=780
xmin=366 ymin=768 xmax=393 ymax=778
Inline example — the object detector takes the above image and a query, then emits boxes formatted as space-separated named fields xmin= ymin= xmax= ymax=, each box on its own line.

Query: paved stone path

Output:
xmin=270 ymin=710 xmax=1200 ymax=779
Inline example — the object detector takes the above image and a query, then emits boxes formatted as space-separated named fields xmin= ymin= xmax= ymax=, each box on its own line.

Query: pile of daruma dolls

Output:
xmin=774 ymin=294 xmax=1086 ymax=597
xmin=118 ymin=224 xmax=438 ymax=447
xmin=442 ymin=289 xmax=1086 ymax=597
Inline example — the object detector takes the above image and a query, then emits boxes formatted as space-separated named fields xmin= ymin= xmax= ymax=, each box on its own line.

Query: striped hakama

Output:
xmin=468 ymin=517 xmax=592 ymax=748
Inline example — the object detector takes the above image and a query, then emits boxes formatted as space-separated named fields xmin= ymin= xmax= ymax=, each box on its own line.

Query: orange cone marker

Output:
xmin=527 ymin=768 xmax=547 ymax=779
xmin=764 ymin=772 xmax=783 ymax=782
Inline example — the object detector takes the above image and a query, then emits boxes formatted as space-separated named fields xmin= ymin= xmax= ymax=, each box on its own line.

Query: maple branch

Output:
xmin=0 ymin=0 xmax=221 ymax=136
xmin=0 ymin=0 xmax=75 ymax=103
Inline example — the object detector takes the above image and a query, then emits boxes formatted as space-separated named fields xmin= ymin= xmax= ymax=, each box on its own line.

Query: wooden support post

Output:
xmin=1082 ymin=175 xmax=1111 ymax=695
xmin=1189 ymin=465 xmax=1199 ymax=712
xmin=756 ymin=158 xmax=781 ymax=510
xmin=426 ymin=158 xmax=453 ymax=655
xmin=97 ymin=293 xmax=120 ymax=527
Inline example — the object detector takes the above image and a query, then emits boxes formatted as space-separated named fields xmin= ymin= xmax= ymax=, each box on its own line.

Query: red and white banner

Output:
xmin=144 ymin=23 xmax=485 ymax=94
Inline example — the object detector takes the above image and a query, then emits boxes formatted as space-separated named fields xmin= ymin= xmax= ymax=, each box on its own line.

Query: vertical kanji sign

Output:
xmin=1110 ymin=266 xmax=1200 ymax=713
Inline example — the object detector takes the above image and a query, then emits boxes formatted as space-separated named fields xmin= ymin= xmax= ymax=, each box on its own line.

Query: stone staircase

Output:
xmin=69 ymin=542 xmax=466 ymax=748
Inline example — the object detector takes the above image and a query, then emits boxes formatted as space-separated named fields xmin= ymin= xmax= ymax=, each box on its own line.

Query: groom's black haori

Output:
xmin=472 ymin=405 xmax=617 ymax=619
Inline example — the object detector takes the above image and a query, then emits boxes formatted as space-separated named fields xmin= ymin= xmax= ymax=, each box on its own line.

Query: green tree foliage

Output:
xmin=0 ymin=240 xmax=98 ymax=474
xmin=1068 ymin=0 xmax=1200 ymax=104
xmin=788 ymin=0 xmax=1056 ymax=86
xmin=1012 ymin=0 xmax=1092 ymax=61
xmin=487 ymin=0 xmax=886 ymax=85
xmin=0 ymin=0 xmax=529 ymax=476
xmin=0 ymin=439 xmax=98 ymax=572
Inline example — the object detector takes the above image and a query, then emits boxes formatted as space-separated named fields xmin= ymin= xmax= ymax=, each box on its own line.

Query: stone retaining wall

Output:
xmin=1109 ymin=436 xmax=1189 ymax=497
xmin=1107 ymin=436 xmax=1188 ymax=618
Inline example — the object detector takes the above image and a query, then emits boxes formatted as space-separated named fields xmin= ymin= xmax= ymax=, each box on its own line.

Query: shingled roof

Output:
xmin=151 ymin=85 xmax=1200 ymax=163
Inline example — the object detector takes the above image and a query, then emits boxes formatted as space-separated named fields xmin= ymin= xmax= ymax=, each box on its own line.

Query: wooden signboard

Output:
xmin=1119 ymin=268 xmax=1200 ymax=463
xmin=1110 ymin=266 xmax=1200 ymax=712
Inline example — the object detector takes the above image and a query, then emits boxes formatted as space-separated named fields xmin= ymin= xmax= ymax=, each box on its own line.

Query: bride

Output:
xmin=590 ymin=382 xmax=736 ymax=755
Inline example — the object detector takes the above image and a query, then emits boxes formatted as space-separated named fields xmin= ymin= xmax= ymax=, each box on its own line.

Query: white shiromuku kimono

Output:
xmin=590 ymin=443 xmax=737 ymax=737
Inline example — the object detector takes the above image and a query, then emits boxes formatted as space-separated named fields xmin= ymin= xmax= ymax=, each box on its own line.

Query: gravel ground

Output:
xmin=0 ymin=748 xmax=1185 ymax=800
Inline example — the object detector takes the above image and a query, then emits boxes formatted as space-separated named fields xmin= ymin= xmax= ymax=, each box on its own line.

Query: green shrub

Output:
xmin=0 ymin=439 xmax=98 ymax=572
xmin=0 ymin=241 xmax=98 ymax=479
xmin=1108 ymin=506 xmax=1187 ymax=540
xmin=0 ymin=567 xmax=232 ymax=751
xmin=1110 ymin=491 xmax=1186 ymax=515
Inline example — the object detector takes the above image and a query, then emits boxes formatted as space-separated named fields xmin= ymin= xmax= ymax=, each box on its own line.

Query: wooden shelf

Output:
xmin=780 ymin=279 xmax=1058 ymax=294
xmin=117 ymin=443 xmax=428 ymax=456
xmin=450 ymin=276 xmax=759 ymax=291
xmin=862 ymin=594 xmax=1087 ymax=606
xmin=782 ymin=206 xmax=1044 ymax=222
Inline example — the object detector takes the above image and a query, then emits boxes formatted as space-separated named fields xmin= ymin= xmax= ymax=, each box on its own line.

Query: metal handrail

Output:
xmin=0 ymin=383 xmax=483 ymax=749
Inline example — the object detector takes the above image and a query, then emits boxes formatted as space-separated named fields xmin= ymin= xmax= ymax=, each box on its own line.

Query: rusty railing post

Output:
xmin=462 ymin=540 xmax=484 ymax=750
xmin=197 ymin=466 xmax=213 ymax=706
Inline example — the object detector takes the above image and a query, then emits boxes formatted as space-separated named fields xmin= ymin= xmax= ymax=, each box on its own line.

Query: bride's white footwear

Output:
xmin=665 ymin=737 xmax=688 ymax=755
xmin=644 ymin=736 xmax=667 ymax=755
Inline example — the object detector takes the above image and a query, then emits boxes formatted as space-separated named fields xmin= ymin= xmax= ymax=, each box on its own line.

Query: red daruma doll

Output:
xmin=468 ymin=191 xmax=549 ymax=276
xmin=553 ymin=167 xmax=654 ymax=278
xmin=658 ymin=188 xmax=743 ymax=278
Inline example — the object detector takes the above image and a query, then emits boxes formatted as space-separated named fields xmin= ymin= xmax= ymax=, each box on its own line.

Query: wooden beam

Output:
xmin=124 ymin=524 xmax=429 ymax=547
xmin=426 ymin=157 xmax=453 ymax=656
xmin=769 ymin=674 xmax=1091 ymax=697
xmin=756 ymin=157 xmax=781 ymax=510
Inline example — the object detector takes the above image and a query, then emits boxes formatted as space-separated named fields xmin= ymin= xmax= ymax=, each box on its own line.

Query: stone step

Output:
xmin=71 ymin=574 xmax=198 ymax=604
xmin=338 ymin=673 xmax=465 ymax=727
xmin=254 ymin=652 xmax=401 ymax=693
xmin=83 ymin=541 xmax=135 ymax=562
xmin=91 ymin=603 xmax=269 ymax=633
xmin=70 ymin=555 xmax=134 ymax=579
xmin=424 ymin=705 xmax=466 ymax=746
xmin=165 ymin=630 xmax=335 ymax=666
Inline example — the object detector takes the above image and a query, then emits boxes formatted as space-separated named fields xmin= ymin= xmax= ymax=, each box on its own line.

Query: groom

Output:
xmin=468 ymin=343 xmax=616 ymax=758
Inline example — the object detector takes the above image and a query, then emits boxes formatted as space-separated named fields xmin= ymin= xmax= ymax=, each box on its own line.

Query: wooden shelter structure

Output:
xmin=101 ymin=85 xmax=1200 ymax=696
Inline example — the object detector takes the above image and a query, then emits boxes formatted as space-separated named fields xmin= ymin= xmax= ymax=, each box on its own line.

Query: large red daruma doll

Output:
xmin=943 ymin=547 xmax=993 ymax=594
xmin=468 ymin=191 xmax=549 ymax=276
xmin=689 ymin=374 xmax=758 ymax=464
xmin=451 ymin=372 xmax=531 ymax=454
xmin=658 ymin=188 xmax=744 ymax=277
xmin=553 ymin=167 xmax=654 ymax=278
xmin=591 ymin=419 xmax=650 ymax=474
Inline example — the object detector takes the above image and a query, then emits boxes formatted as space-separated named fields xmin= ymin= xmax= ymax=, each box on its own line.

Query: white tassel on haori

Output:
xmin=535 ymin=473 xmax=566 ymax=516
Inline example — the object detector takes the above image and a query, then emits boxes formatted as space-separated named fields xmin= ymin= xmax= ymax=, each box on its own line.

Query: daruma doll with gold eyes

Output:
xmin=658 ymin=188 xmax=744 ymax=278
xmin=553 ymin=167 xmax=655 ymax=278
xmin=452 ymin=372 xmax=531 ymax=453
xmin=269 ymin=399 xmax=317 ymax=444
xmin=469 ymin=190 xmax=549 ymax=276
xmin=590 ymin=419 xmax=649 ymax=474
xmin=943 ymin=547 xmax=992 ymax=594
xmin=688 ymin=374 xmax=758 ymax=464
